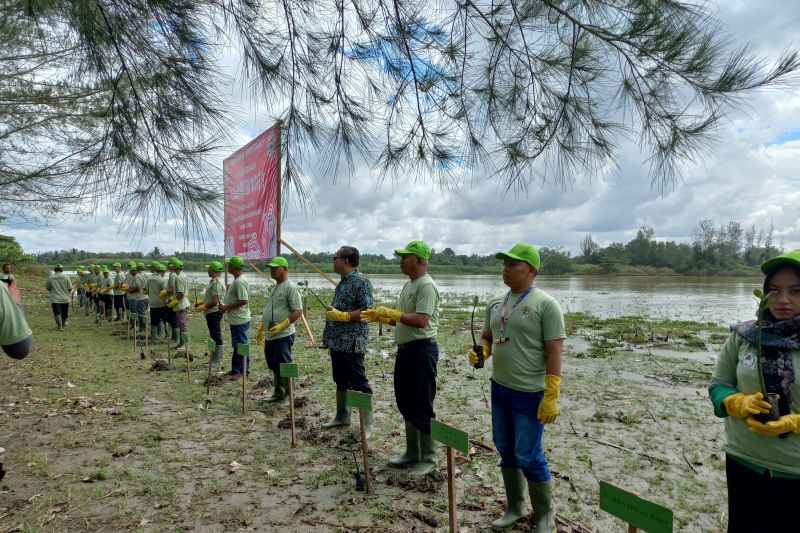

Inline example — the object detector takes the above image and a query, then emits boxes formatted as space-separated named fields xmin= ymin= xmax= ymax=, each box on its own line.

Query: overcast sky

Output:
xmin=5 ymin=0 xmax=800 ymax=258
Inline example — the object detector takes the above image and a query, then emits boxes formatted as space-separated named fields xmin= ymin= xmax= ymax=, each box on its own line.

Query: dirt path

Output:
xmin=1 ymin=281 xmax=728 ymax=531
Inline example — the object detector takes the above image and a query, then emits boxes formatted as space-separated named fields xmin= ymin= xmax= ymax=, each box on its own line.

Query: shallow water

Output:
xmin=183 ymin=272 xmax=761 ymax=326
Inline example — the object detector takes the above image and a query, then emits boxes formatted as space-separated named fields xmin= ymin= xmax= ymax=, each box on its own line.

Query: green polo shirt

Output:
xmin=0 ymin=283 xmax=31 ymax=346
xmin=263 ymin=280 xmax=302 ymax=341
xmin=483 ymin=288 xmax=565 ymax=393
xmin=224 ymin=275 xmax=251 ymax=326
xmin=173 ymin=271 xmax=190 ymax=311
xmin=112 ymin=270 xmax=126 ymax=295
xmin=45 ymin=272 xmax=73 ymax=304
xmin=394 ymin=274 xmax=440 ymax=345
xmin=147 ymin=274 xmax=168 ymax=308
xmin=98 ymin=274 xmax=113 ymax=293
xmin=127 ymin=271 xmax=147 ymax=301
xmin=203 ymin=277 xmax=225 ymax=314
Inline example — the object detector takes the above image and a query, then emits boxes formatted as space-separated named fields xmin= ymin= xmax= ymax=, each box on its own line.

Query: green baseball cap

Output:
xmin=394 ymin=240 xmax=432 ymax=261
xmin=128 ymin=261 xmax=137 ymax=270
xmin=78 ymin=264 xmax=85 ymax=270
xmin=226 ymin=256 xmax=246 ymax=268
xmin=265 ymin=256 xmax=287 ymax=268
xmin=172 ymin=258 xmax=184 ymax=269
xmin=156 ymin=262 xmax=167 ymax=272
xmin=761 ymin=250 xmax=800 ymax=274
xmin=168 ymin=257 xmax=181 ymax=267
xmin=206 ymin=260 xmax=224 ymax=272
xmin=495 ymin=243 xmax=541 ymax=269
xmin=101 ymin=266 xmax=109 ymax=273
xmin=136 ymin=261 xmax=145 ymax=269
xmin=54 ymin=263 xmax=63 ymax=269
xmin=94 ymin=264 xmax=101 ymax=270
xmin=112 ymin=262 xmax=122 ymax=268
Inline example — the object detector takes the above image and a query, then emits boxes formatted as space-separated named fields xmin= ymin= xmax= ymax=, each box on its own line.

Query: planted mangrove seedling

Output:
xmin=471 ymin=295 xmax=484 ymax=369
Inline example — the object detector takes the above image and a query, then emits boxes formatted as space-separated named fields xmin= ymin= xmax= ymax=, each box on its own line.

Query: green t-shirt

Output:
xmin=147 ymin=275 xmax=168 ymax=308
xmin=203 ymin=277 xmax=225 ymax=314
xmin=167 ymin=271 xmax=177 ymax=294
xmin=224 ymin=275 xmax=251 ymax=326
xmin=173 ymin=272 xmax=191 ymax=311
xmin=112 ymin=270 xmax=126 ymax=295
xmin=45 ymin=272 xmax=73 ymax=304
xmin=262 ymin=280 xmax=302 ymax=341
xmin=712 ymin=332 xmax=800 ymax=475
xmin=128 ymin=272 xmax=147 ymax=301
xmin=483 ymin=288 xmax=565 ymax=393
xmin=98 ymin=274 xmax=113 ymax=292
xmin=0 ymin=282 xmax=32 ymax=346
xmin=394 ymin=274 xmax=440 ymax=345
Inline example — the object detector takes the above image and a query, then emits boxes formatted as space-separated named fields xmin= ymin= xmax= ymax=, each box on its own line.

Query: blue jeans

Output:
xmin=230 ymin=322 xmax=251 ymax=375
xmin=491 ymin=379 xmax=550 ymax=482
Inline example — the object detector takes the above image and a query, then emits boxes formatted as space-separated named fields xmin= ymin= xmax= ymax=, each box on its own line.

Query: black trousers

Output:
xmin=264 ymin=334 xmax=295 ymax=372
xmin=330 ymin=350 xmax=372 ymax=394
xmin=150 ymin=306 xmax=166 ymax=326
xmin=113 ymin=294 xmax=125 ymax=311
xmin=726 ymin=454 xmax=799 ymax=532
xmin=165 ymin=306 xmax=178 ymax=327
xmin=101 ymin=294 xmax=112 ymax=310
xmin=393 ymin=338 xmax=438 ymax=434
xmin=51 ymin=303 xmax=69 ymax=320
xmin=205 ymin=311 xmax=223 ymax=345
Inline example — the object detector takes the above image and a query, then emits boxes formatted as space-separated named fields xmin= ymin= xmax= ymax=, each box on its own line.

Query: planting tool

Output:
xmin=183 ymin=332 xmax=191 ymax=381
xmin=237 ymin=343 xmax=251 ymax=413
xmin=470 ymin=295 xmax=484 ymax=369
xmin=304 ymin=284 xmax=329 ymax=310
xmin=204 ymin=339 xmax=215 ymax=409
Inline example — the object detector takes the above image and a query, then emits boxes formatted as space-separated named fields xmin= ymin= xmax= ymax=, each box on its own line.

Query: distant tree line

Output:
xmin=29 ymin=219 xmax=781 ymax=276
xmin=577 ymin=220 xmax=781 ymax=275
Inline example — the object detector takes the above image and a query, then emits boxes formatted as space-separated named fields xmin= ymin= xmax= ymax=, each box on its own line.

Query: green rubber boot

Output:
xmin=265 ymin=371 xmax=286 ymax=403
xmin=210 ymin=344 xmax=224 ymax=367
xmin=491 ymin=468 xmax=527 ymax=530
xmin=322 ymin=390 xmax=351 ymax=429
xmin=388 ymin=421 xmax=420 ymax=468
xmin=55 ymin=314 xmax=63 ymax=331
xmin=170 ymin=326 xmax=179 ymax=343
xmin=528 ymin=479 xmax=556 ymax=533
xmin=150 ymin=325 xmax=159 ymax=341
xmin=410 ymin=430 xmax=437 ymax=476
xmin=279 ymin=377 xmax=291 ymax=407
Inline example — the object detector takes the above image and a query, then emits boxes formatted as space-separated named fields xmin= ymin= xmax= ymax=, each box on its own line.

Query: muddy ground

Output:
xmin=1 ymin=279 xmax=730 ymax=532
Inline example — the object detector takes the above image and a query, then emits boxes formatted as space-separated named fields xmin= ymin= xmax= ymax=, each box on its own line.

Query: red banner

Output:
xmin=223 ymin=124 xmax=281 ymax=261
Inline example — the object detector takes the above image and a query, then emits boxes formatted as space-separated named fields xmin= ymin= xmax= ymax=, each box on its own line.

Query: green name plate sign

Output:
xmin=345 ymin=390 xmax=372 ymax=412
xmin=600 ymin=481 xmax=673 ymax=533
xmin=141 ymin=314 xmax=149 ymax=325
xmin=126 ymin=310 xmax=133 ymax=319
xmin=207 ymin=339 xmax=216 ymax=350
xmin=430 ymin=419 xmax=469 ymax=454
xmin=180 ymin=332 xmax=189 ymax=342
xmin=237 ymin=343 xmax=250 ymax=356
xmin=280 ymin=362 xmax=298 ymax=378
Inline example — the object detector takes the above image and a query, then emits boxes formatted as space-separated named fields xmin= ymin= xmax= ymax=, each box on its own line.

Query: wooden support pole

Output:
xmin=359 ymin=408 xmax=371 ymax=494
xmin=289 ymin=377 xmax=297 ymax=447
xmin=184 ymin=335 xmax=192 ymax=382
xmin=446 ymin=447 xmax=457 ymax=533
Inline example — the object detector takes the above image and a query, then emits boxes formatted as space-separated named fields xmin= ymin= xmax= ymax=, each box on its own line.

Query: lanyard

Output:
xmin=498 ymin=286 xmax=533 ymax=339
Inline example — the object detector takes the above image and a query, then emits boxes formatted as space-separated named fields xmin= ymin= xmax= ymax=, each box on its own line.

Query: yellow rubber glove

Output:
xmin=722 ymin=392 xmax=773 ymax=420
xmin=325 ymin=307 xmax=351 ymax=322
xmin=256 ymin=323 xmax=265 ymax=345
xmin=195 ymin=298 xmax=203 ymax=306
xmin=360 ymin=309 xmax=377 ymax=322
xmin=747 ymin=414 xmax=800 ymax=437
xmin=468 ymin=344 xmax=491 ymax=367
xmin=537 ymin=375 xmax=561 ymax=424
xmin=373 ymin=306 xmax=402 ymax=323
xmin=166 ymin=298 xmax=179 ymax=308
xmin=121 ymin=283 xmax=130 ymax=292
xmin=194 ymin=303 xmax=207 ymax=312
xmin=158 ymin=289 xmax=169 ymax=299
xmin=268 ymin=318 xmax=291 ymax=334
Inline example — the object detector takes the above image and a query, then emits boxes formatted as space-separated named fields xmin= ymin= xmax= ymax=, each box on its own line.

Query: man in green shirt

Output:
xmin=98 ymin=266 xmax=114 ymax=321
xmin=362 ymin=240 xmax=440 ymax=476
xmin=45 ymin=264 xmax=72 ymax=330
xmin=167 ymin=259 xmax=191 ymax=350
xmin=195 ymin=261 xmax=226 ymax=367
xmin=111 ymin=262 xmax=126 ymax=321
xmin=1 ymin=278 xmax=31 ymax=359
xmin=256 ymin=256 xmax=303 ymax=405
xmin=147 ymin=263 xmax=168 ymax=340
xmin=219 ymin=256 xmax=251 ymax=377
xmin=162 ymin=258 xmax=181 ymax=345
xmin=469 ymin=243 xmax=564 ymax=532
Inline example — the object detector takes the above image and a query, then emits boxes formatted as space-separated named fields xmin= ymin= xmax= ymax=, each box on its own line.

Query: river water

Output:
xmin=183 ymin=272 xmax=762 ymax=326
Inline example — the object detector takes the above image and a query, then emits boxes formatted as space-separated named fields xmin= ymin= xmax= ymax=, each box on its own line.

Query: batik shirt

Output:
xmin=322 ymin=270 xmax=373 ymax=354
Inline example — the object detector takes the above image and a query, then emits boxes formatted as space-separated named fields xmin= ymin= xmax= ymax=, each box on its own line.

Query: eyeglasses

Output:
xmin=333 ymin=256 xmax=345 ymax=261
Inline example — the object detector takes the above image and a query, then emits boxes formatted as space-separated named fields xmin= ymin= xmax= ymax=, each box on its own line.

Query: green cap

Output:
xmin=94 ymin=264 xmax=101 ymax=270
xmin=394 ymin=240 xmax=432 ymax=261
xmin=54 ymin=263 xmax=63 ymax=269
xmin=168 ymin=257 xmax=181 ymax=267
xmin=156 ymin=262 xmax=167 ymax=272
xmin=495 ymin=242 xmax=541 ymax=269
xmin=128 ymin=261 xmax=137 ymax=270
xmin=761 ymin=250 xmax=800 ymax=274
xmin=112 ymin=262 xmax=122 ymax=268
xmin=78 ymin=264 xmax=85 ymax=270
xmin=171 ymin=258 xmax=184 ymax=269
xmin=136 ymin=261 xmax=145 ymax=269
xmin=207 ymin=260 xmax=224 ymax=272
xmin=265 ymin=256 xmax=287 ymax=268
xmin=226 ymin=256 xmax=246 ymax=268
xmin=101 ymin=266 xmax=109 ymax=273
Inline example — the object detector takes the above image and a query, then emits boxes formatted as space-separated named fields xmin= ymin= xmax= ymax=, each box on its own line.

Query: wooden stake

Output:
xmin=288 ymin=377 xmax=296 ymax=447
xmin=184 ymin=335 xmax=192 ymax=382
xmin=359 ymin=408 xmax=371 ymax=494
xmin=279 ymin=239 xmax=338 ymax=286
xmin=446 ymin=446 xmax=457 ymax=533
xmin=300 ymin=313 xmax=315 ymax=346
xmin=241 ymin=355 xmax=247 ymax=414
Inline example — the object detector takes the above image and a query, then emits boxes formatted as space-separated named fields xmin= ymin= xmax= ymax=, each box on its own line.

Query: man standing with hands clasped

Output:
xmin=219 ymin=256 xmax=251 ymax=378
xmin=469 ymin=243 xmax=564 ymax=532
xmin=362 ymin=240 xmax=440 ymax=476
xmin=256 ymin=256 xmax=302 ymax=406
